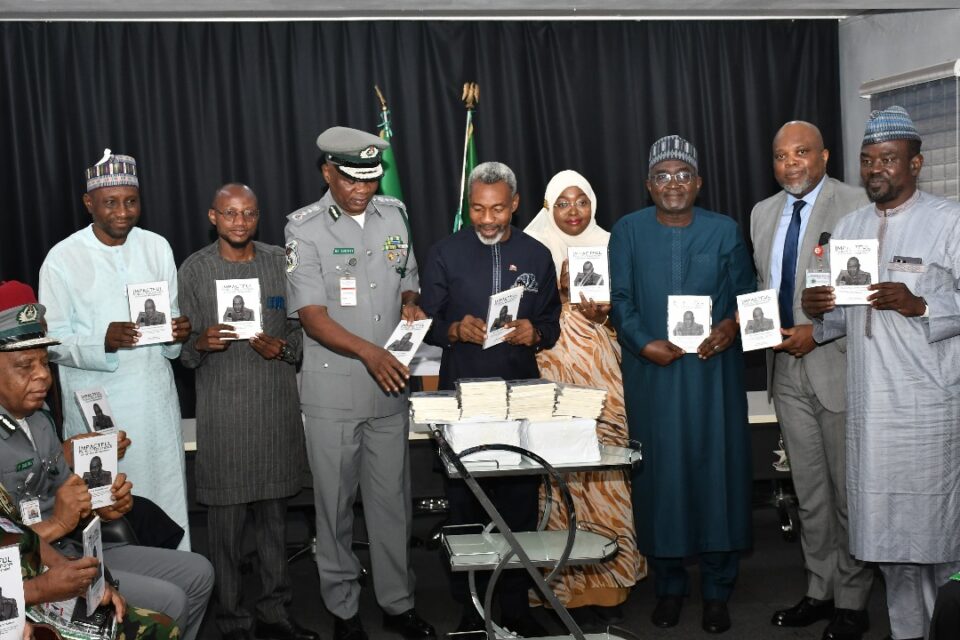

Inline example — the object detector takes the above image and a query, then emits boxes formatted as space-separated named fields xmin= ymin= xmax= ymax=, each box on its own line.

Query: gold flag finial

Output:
xmin=374 ymin=84 xmax=388 ymax=112
xmin=462 ymin=82 xmax=480 ymax=110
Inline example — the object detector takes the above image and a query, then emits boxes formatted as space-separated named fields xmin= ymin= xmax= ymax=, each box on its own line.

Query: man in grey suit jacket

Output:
xmin=750 ymin=121 xmax=873 ymax=640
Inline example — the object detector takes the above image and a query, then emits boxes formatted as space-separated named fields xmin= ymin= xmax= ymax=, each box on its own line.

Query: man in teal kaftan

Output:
xmin=609 ymin=135 xmax=755 ymax=634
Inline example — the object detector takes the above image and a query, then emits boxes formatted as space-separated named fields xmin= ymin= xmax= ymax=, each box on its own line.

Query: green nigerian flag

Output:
xmin=453 ymin=111 xmax=477 ymax=232
xmin=375 ymin=87 xmax=404 ymax=200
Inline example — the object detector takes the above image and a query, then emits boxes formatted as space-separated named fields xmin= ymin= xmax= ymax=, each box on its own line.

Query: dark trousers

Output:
xmin=447 ymin=476 xmax=541 ymax=620
xmin=207 ymin=498 xmax=292 ymax=633
xmin=930 ymin=579 xmax=960 ymax=640
xmin=649 ymin=551 xmax=740 ymax=602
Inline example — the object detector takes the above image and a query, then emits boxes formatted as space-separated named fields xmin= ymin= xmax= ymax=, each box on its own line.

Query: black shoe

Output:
xmin=500 ymin=613 xmax=548 ymax=638
xmin=333 ymin=615 xmax=367 ymax=640
xmin=702 ymin=600 xmax=731 ymax=634
xmin=591 ymin=604 xmax=624 ymax=625
xmin=822 ymin=609 xmax=869 ymax=640
xmin=454 ymin=608 xmax=484 ymax=634
xmin=382 ymin=609 xmax=436 ymax=639
xmin=771 ymin=597 xmax=835 ymax=627
xmin=223 ymin=630 xmax=254 ymax=640
xmin=255 ymin=620 xmax=320 ymax=640
xmin=651 ymin=596 xmax=683 ymax=628
xmin=568 ymin=607 xmax=604 ymax=634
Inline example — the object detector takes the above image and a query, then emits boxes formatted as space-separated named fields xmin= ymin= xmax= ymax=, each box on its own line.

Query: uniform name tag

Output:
xmin=16 ymin=459 xmax=32 ymax=472
xmin=340 ymin=277 xmax=357 ymax=307
xmin=333 ymin=248 xmax=355 ymax=255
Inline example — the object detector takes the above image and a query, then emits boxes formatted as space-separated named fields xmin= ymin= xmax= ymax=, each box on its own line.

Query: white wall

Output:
xmin=839 ymin=9 xmax=960 ymax=182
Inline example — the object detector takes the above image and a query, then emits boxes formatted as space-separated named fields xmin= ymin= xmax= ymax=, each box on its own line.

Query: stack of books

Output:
xmin=554 ymin=383 xmax=607 ymax=419
xmin=456 ymin=377 xmax=509 ymax=421
xmin=410 ymin=391 xmax=461 ymax=424
xmin=506 ymin=379 xmax=557 ymax=421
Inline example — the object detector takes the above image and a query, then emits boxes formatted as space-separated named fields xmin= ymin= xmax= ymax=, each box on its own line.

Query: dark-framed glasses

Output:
xmin=651 ymin=170 xmax=695 ymax=186
xmin=214 ymin=208 xmax=260 ymax=221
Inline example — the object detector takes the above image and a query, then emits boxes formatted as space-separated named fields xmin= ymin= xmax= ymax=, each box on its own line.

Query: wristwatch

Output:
xmin=279 ymin=344 xmax=296 ymax=363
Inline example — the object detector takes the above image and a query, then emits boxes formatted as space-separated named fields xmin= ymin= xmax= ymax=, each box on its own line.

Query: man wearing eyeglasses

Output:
xmin=39 ymin=150 xmax=194 ymax=550
xmin=284 ymin=127 xmax=434 ymax=640
xmin=609 ymin=135 xmax=755 ymax=634
xmin=178 ymin=183 xmax=314 ymax=640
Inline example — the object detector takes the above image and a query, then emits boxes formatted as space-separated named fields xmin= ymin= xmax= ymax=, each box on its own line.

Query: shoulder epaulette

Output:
xmin=286 ymin=202 xmax=323 ymax=224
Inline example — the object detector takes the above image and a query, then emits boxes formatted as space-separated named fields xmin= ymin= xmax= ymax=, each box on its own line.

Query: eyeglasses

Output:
xmin=554 ymin=198 xmax=591 ymax=211
xmin=650 ymin=171 xmax=696 ymax=186
xmin=214 ymin=208 xmax=260 ymax=221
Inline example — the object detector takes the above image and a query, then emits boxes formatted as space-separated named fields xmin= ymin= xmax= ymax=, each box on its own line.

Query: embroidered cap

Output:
xmin=862 ymin=106 xmax=922 ymax=147
xmin=316 ymin=126 xmax=389 ymax=182
xmin=0 ymin=281 xmax=60 ymax=352
xmin=85 ymin=148 xmax=139 ymax=192
xmin=649 ymin=135 xmax=698 ymax=172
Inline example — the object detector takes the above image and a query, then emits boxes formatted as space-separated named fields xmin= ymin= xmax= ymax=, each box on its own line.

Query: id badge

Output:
xmin=19 ymin=497 xmax=41 ymax=525
xmin=339 ymin=277 xmax=357 ymax=307
xmin=805 ymin=270 xmax=831 ymax=288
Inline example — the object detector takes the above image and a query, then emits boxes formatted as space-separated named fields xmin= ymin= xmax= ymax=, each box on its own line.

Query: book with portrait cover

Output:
xmin=483 ymin=287 xmax=524 ymax=350
xmin=0 ymin=543 xmax=25 ymax=640
xmin=73 ymin=387 xmax=118 ymax=435
xmin=215 ymin=278 xmax=262 ymax=340
xmin=82 ymin=517 xmax=105 ymax=617
xmin=567 ymin=246 xmax=610 ymax=303
xmin=829 ymin=239 xmax=879 ymax=305
xmin=72 ymin=435 xmax=117 ymax=509
xmin=737 ymin=289 xmax=782 ymax=352
xmin=126 ymin=281 xmax=173 ymax=345
xmin=383 ymin=319 xmax=432 ymax=367
xmin=667 ymin=295 xmax=712 ymax=354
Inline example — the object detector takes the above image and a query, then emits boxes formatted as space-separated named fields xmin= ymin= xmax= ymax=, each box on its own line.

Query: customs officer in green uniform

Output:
xmin=284 ymin=127 xmax=435 ymax=640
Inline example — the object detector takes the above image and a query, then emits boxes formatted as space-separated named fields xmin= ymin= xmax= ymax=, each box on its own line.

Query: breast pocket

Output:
xmin=319 ymin=254 xmax=354 ymax=305
xmin=685 ymin=253 xmax=719 ymax=294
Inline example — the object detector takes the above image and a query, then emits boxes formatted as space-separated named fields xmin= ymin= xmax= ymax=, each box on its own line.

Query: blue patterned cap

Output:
xmin=862 ymin=106 xmax=921 ymax=147
xmin=85 ymin=148 xmax=139 ymax=192
xmin=648 ymin=135 xmax=698 ymax=172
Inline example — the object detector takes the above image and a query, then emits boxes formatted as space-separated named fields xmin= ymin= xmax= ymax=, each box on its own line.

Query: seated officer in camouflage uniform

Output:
xmin=0 ymin=283 xmax=179 ymax=640
xmin=284 ymin=127 xmax=435 ymax=640
xmin=0 ymin=281 xmax=213 ymax=640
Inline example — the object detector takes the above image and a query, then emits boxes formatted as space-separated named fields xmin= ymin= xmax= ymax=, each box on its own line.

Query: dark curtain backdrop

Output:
xmin=0 ymin=20 xmax=842 ymax=392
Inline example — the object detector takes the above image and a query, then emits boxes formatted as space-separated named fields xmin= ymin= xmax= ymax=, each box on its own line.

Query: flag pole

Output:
xmin=454 ymin=82 xmax=480 ymax=232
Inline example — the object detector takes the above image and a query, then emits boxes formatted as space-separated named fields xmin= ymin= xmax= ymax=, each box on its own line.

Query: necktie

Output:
xmin=778 ymin=199 xmax=806 ymax=328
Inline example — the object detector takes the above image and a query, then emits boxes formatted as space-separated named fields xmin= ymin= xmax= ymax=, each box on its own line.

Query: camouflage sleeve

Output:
xmin=117 ymin=606 xmax=180 ymax=640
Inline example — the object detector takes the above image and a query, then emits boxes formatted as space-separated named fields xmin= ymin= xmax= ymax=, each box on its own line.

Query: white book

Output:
xmin=73 ymin=387 xmax=118 ymax=435
xmin=667 ymin=295 xmax=712 ymax=353
xmin=215 ymin=278 xmax=262 ymax=340
xmin=383 ymin=319 xmax=432 ymax=367
xmin=0 ymin=543 xmax=25 ymax=640
xmin=126 ymin=281 xmax=173 ymax=345
xmin=737 ymin=289 xmax=782 ymax=352
xmin=72 ymin=435 xmax=117 ymax=509
xmin=830 ymin=239 xmax=879 ymax=305
xmin=567 ymin=246 xmax=610 ymax=303
xmin=82 ymin=517 xmax=105 ymax=617
xmin=482 ymin=287 xmax=524 ymax=350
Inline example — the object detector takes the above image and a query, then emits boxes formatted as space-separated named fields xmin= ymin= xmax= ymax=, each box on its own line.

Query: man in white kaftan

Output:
xmin=39 ymin=150 xmax=193 ymax=550
xmin=803 ymin=106 xmax=960 ymax=640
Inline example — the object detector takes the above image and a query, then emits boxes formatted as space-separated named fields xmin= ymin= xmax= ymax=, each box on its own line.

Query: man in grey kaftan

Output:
xmin=803 ymin=106 xmax=960 ymax=640
xmin=179 ymin=184 xmax=315 ymax=640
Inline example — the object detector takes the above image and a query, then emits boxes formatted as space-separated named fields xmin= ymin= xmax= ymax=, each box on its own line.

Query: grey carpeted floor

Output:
xmin=188 ymin=503 xmax=892 ymax=640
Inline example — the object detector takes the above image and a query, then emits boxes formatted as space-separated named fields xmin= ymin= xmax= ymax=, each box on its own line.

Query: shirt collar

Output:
xmin=875 ymin=189 xmax=921 ymax=218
